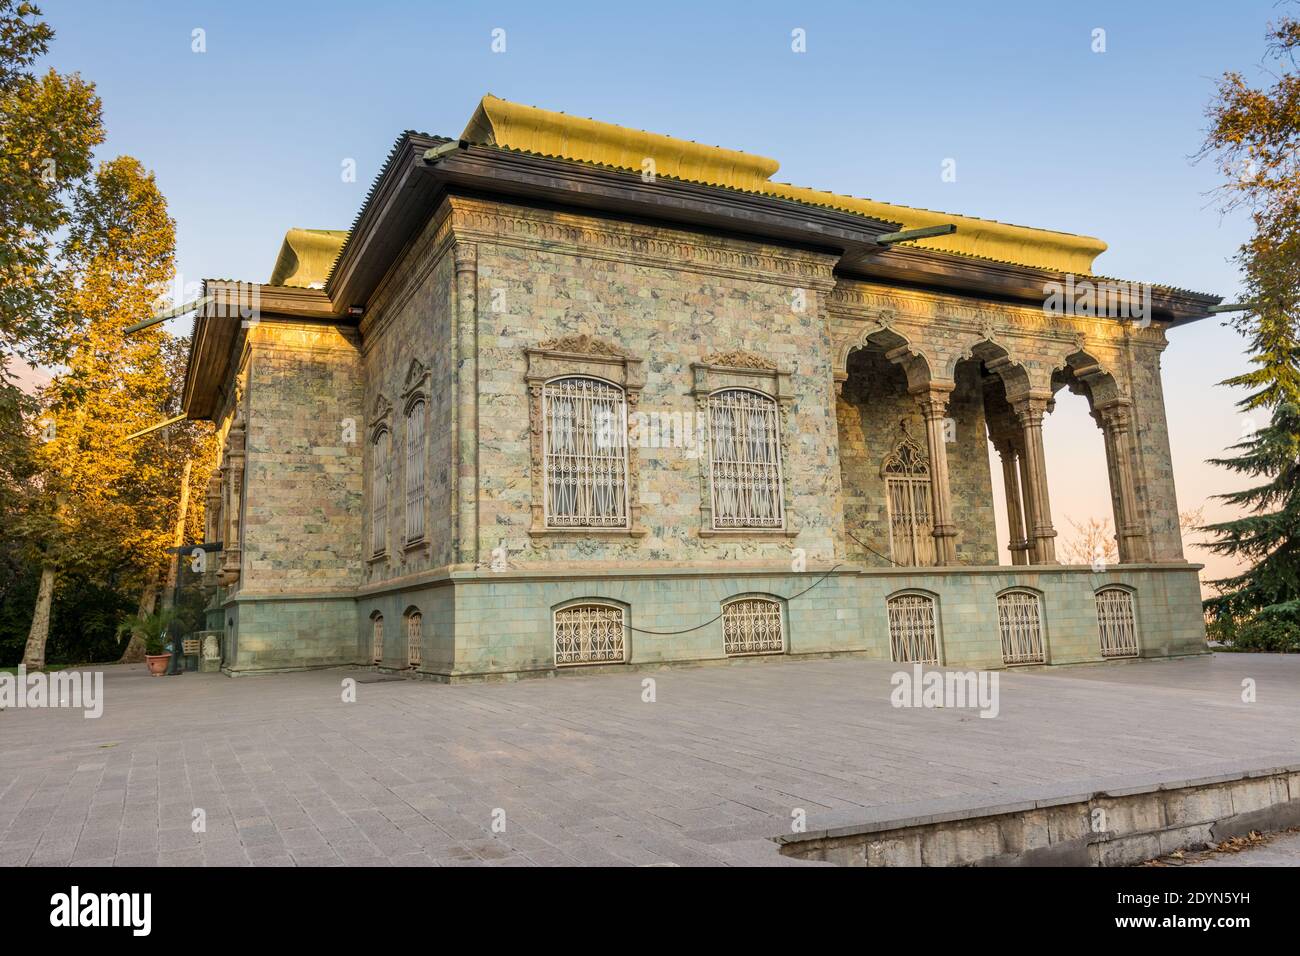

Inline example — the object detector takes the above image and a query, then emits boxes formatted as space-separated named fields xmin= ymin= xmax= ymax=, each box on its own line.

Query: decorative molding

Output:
xmin=447 ymin=197 xmax=839 ymax=292
xmin=369 ymin=393 xmax=393 ymax=430
xmin=701 ymin=349 xmax=776 ymax=371
xmin=537 ymin=333 xmax=627 ymax=358
xmin=524 ymin=341 xmax=647 ymax=539
xmin=401 ymin=356 xmax=430 ymax=404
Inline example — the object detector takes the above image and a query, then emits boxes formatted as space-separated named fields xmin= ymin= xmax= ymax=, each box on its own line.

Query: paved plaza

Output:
xmin=1 ymin=653 xmax=1298 ymax=866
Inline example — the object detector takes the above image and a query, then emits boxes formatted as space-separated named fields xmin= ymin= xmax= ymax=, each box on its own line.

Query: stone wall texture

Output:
xmin=207 ymin=193 xmax=1206 ymax=677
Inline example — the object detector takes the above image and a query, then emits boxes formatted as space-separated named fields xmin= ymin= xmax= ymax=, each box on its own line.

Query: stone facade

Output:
xmin=185 ymin=105 xmax=1213 ymax=679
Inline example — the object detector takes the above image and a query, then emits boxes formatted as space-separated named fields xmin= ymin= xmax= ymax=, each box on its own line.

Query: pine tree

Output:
xmin=1202 ymin=402 xmax=1300 ymax=630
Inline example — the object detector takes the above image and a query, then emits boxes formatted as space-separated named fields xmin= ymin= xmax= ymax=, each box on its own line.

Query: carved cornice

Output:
xmin=830 ymin=281 xmax=1169 ymax=348
xmin=447 ymin=197 xmax=838 ymax=291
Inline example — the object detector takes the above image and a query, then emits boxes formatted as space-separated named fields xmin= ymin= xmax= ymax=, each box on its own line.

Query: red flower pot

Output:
xmin=145 ymin=653 xmax=171 ymax=676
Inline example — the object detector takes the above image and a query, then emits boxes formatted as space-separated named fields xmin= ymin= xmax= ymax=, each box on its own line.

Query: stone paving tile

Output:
xmin=1 ymin=654 xmax=1298 ymax=867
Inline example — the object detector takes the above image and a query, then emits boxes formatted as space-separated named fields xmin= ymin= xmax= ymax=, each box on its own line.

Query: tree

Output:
xmin=1202 ymin=401 xmax=1300 ymax=627
xmin=0 ymin=0 xmax=104 ymax=366
xmin=1061 ymin=516 xmax=1118 ymax=566
xmin=20 ymin=157 xmax=212 ymax=669
xmin=1198 ymin=10 xmax=1300 ymax=644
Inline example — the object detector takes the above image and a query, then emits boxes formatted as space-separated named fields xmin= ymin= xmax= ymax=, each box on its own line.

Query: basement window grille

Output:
xmin=554 ymin=604 xmax=626 ymax=666
xmin=721 ymin=598 xmax=785 ymax=656
xmin=997 ymin=590 xmax=1046 ymax=665
xmin=887 ymin=593 xmax=939 ymax=664
xmin=1095 ymin=587 xmax=1138 ymax=658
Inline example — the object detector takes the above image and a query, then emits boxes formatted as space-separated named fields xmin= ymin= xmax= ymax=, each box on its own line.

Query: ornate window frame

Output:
xmin=690 ymin=353 xmax=796 ymax=537
xmin=1094 ymin=585 xmax=1139 ymax=659
xmin=882 ymin=431 xmax=934 ymax=567
xmin=885 ymin=589 xmax=943 ymax=665
xmin=405 ymin=607 xmax=423 ymax=670
xmin=525 ymin=335 xmax=646 ymax=537
xmin=401 ymin=358 xmax=430 ymax=553
xmin=552 ymin=599 xmax=629 ymax=667
xmin=370 ymin=611 xmax=384 ymax=664
xmin=720 ymin=594 xmax=786 ymax=657
xmin=368 ymin=393 xmax=393 ymax=562
xmin=995 ymin=587 xmax=1047 ymax=665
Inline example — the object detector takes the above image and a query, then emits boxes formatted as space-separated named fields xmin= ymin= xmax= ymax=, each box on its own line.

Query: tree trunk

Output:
xmin=118 ymin=570 xmax=158 ymax=664
xmin=22 ymin=564 xmax=57 ymax=671
xmin=160 ymin=460 xmax=191 ymax=611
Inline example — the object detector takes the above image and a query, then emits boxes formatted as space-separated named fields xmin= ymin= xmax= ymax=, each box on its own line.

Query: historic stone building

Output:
xmin=182 ymin=95 xmax=1218 ymax=678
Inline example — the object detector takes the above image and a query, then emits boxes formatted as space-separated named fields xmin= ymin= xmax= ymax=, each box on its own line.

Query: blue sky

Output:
xmin=40 ymin=0 xmax=1284 ymax=579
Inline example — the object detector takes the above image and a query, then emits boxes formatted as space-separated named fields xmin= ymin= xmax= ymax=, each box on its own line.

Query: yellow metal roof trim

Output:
xmin=764 ymin=183 xmax=1107 ymax=275
xmin=268 ymin=228 xmax=350 ymax=288
xmin=462 ymin=95 xmax=1108 ymax=275
xmin=462 ymin=94 xmax=781 ymax=193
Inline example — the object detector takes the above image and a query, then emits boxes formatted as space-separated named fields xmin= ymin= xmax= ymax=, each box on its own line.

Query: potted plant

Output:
xmin=116 ymin=609 xmax=177 ymax=676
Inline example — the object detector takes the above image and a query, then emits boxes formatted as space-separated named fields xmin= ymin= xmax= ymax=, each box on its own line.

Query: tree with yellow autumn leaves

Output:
xmin=0 ymin=2 xmax=212 ymax=669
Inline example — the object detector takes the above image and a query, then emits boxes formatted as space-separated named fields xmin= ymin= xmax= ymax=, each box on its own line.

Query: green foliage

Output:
xmin=0 ymin=0 xmax=105 ymax=366
xmin=1208 ymin=612 xmax=1300 ymax=652
xmin=1203 ymin=402 xmax=1300 ymax=622
xmin=115 ymin=608 xmax=176 ymax=657
xmin=1200 ymin=13 xmax=1300 ymax=638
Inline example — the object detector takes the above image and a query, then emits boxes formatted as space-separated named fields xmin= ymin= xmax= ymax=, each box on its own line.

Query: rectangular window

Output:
xmin=405 ymin=401 xmax=426 ymax=543
xmin=543 ymin=377 xmax=629 ymax=528
xmin=407 ymin=613 xmax=422 ymax=668
xmin=1096 ymin=588 xmax=1138 ymax=658
xmin=708 ymin=389 xmax=784 ymax=528
xmin=887 ymin=593 xmax=939 ymax=664
xmin=997 ymin=591 xmax=1045 ymax=664
xmin=371 ymin=431 xmax=389 ymax=555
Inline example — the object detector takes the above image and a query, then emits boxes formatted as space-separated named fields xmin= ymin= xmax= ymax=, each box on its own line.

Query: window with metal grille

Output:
xmin=997 ymin=590 xmax=1045 ymax=665
xmin=554 ymin=603 xmax=626 ymax=666
xmin=887 ymin=593 xmax=939 ymax=664
xmin=371 ymin=614 xmax=383 ymax=663
xmin=371 ymin=429 xmax=390 ymax=555
xmin=882 ymin=436 xmax=934 ymax=566
xmin=406 ymin=611 xmax=422 ymax=669
xmin=405 ymin=400 xmax=426 ymax=543
xmin=1095 ymin=587 xmax=1138 ymax=658
xmin=721 ymin=597 xmax=784 ymax=656
xmin=543 ymin=377 xmax=629 ymax=528
xmin=708 ymin=389 xmax=784 ymax=528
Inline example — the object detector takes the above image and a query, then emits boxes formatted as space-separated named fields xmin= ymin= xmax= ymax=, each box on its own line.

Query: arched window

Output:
xmin=887 ymin=593 xmax=939 ymax=664
xmin=370 ymin=613 xmax=384 ymax=664
xmin=721 ymin=597 xmax=784 ymax=656
xmin=554 ymin=603 xmax=626 ymax=666
xmin=543 ymin=377 xmax=629 ymax=528
xmin=405 ymin=399 xmax=426 ymax=543
xmin=882 ymin=435 xmax=934 ymax=567
xmin=708 ymin=389 xmax=784 ymax=528
xmin=1095 ymin=587 xmax=1138 ymax=658
xmin=371 ymin=429 xmax=390 ymax=556
xmin=997 ymin=590 xmax=1045 ymax=664
xmin=406 ymin=610 xmax=423 ymax=669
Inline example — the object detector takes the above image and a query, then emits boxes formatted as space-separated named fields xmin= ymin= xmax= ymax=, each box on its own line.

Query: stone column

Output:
xmin=913 ymin=384 xmax=957 ymax=565
xmin=454 ymin=242 xmax=479 ymax=567
xmin=1096 ymin=399 xmax=1150 ymax=563
xmin=219 ymin=413 xmax=245 ymax=587
xmin=1013 ymin=395 xmax=1057 ymax=564
xmin=991 ymin=436 xmax=1030 ymax=565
